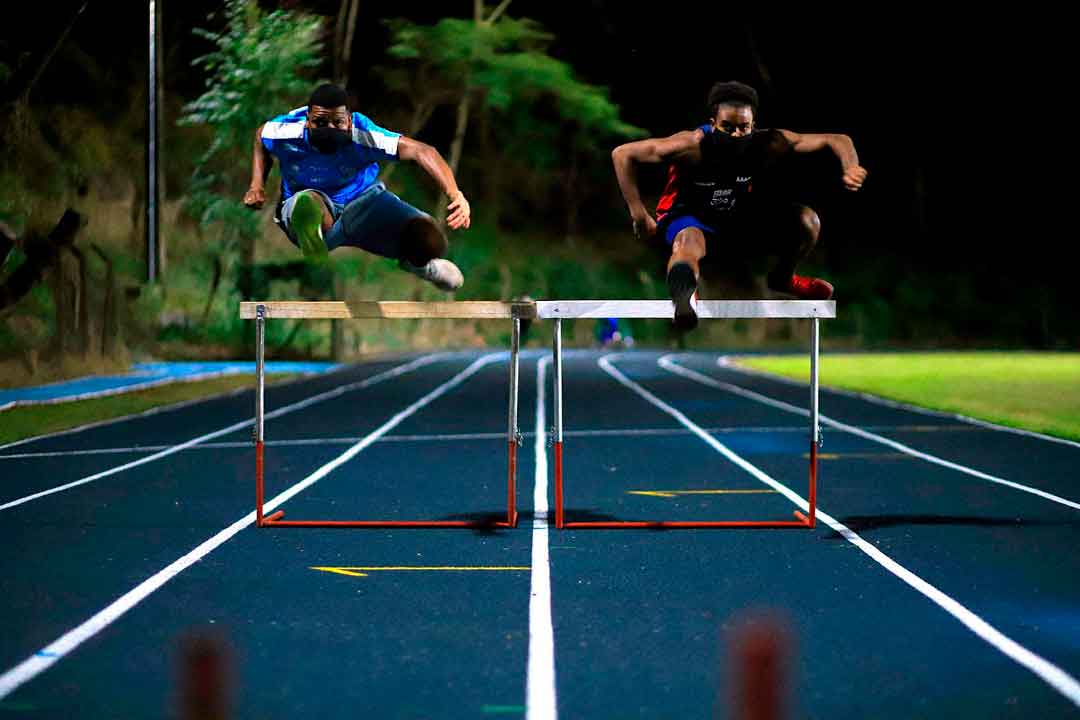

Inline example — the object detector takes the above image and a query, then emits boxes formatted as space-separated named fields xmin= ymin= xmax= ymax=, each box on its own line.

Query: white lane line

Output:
xmin=660 ymin=356 xmax=1080 ymax=512
xmin=0 ymin=426 xmax=821 ymax=460
xmin=0 ymin=354 xmax=448 ymax=512
xmin=1 ymin=425 xmax=984 ymax=461
xmin=719 ymin=355 xmax=1080 ymax=450
xmin=601 ymin=355 xmax=1080 ymax=709
xmin=527 ymin=356 xmax=558 ymax=720
xmin=0 ymin=353 xmax=500 ymax=700
xmin=0 ymin=361 xmax=367 ymax=453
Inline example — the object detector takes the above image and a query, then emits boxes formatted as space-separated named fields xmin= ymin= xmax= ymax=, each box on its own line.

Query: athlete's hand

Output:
xmin=243 ymin=186 xmax=266 ymax=209
xmin=842 ymin=165 xmax=868 ymax=192
xmin=631 ymin=210 xmax=657 ymax=239
xmin=447 ymin=191 xmax=471 ymax=230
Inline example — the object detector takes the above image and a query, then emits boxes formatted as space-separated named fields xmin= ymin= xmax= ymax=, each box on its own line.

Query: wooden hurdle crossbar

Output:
xmin=239 ymin=301 xmax=535 ymax=529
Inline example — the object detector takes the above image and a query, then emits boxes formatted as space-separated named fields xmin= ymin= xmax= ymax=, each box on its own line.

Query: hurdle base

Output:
xmin=561 ymin=510 xmax=813 ymax=529
xmin=560 ymin=519 xmax=812 ymax=529
xmin=259 ymin=511 xmax=517 ymax=529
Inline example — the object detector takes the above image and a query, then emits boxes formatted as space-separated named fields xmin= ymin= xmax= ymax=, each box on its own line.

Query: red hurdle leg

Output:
xmin=255 ymin=440 xmax=265 ymax=526
xmin=554 ymin=441 xmax=564 ymax=529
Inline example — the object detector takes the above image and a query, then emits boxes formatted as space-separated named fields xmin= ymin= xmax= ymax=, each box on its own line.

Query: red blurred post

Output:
xmin=178 ymin=631 xmax=231 ymax=720
xmin=728 ymin=614 xmax=792 ymax=720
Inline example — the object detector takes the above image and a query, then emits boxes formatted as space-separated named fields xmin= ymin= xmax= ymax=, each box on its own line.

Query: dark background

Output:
xmin=6 ymin=2 xmax=1075 ymax=347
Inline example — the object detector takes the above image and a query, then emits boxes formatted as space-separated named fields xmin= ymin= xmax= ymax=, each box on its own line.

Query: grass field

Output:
xmin=735 ymin=352 xmax=1080 ymax=442
xmin=0 ymin=374 xmax=298 ymax=445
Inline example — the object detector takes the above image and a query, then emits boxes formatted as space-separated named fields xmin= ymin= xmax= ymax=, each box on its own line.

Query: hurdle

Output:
xmin=239 ymin=301 xmax=535 ymax=528
xmin=535 ymin=299 xmax=834 ymax=529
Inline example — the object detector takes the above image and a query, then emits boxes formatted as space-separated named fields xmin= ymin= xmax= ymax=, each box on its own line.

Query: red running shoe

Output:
xmin=770 ymin=273 xmax=834 ymax=300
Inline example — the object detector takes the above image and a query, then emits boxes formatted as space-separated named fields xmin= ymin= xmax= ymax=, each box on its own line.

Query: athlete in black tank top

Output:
xmin=612 ymin=81 xmax=868 ymax=330
xmin=659 ymin=127 xmax=791 ymax=228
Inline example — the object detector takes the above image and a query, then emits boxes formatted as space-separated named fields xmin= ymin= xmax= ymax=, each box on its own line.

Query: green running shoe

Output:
xmin=291 ymin=193 xmax=328 ymax=262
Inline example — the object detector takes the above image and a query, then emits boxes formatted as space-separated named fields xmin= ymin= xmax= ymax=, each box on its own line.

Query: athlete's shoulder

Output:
xmin=351 ymin=111 xmax=398 ymax=135
xmin=752 ymin=128 xmax=795 ymax=155
xmin=262 ymin=106 xmax=307 ymax=140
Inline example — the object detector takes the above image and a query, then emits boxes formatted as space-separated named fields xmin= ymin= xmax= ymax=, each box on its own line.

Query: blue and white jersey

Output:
xmin=260 ymin=106 xmax=402 ymax=205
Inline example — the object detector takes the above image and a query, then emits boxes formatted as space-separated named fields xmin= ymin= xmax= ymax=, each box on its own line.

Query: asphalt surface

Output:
xmin=1 ymin=350 xmax=1078 ymax=718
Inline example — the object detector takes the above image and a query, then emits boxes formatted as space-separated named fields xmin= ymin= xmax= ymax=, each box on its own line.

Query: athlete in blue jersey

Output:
xmin=612 ymin=81 xmax=867 ymax=329
xmin=243 ymin=84 xmax=470 ymax=291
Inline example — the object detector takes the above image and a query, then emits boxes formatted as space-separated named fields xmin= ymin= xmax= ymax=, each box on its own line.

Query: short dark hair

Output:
xmin=706 ymin=81 xmax=759 ymax=118
xmin=308 ymin=83 xmax=348 ymax=109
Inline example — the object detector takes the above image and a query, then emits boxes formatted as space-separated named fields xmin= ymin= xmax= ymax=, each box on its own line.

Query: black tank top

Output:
xmin=657 ymin=127 xmax=792 ymax=225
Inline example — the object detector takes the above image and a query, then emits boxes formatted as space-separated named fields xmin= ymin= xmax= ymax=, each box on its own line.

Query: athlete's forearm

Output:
xmin=826 ymin=134 xmax=860 ymax=171
xmin=612 ymin=146 xmax=647 ymax=216
xmin=408 ymin=143 xmax=462 ymax=200
xmin=249 ymin=126 xmax=273 ymax=189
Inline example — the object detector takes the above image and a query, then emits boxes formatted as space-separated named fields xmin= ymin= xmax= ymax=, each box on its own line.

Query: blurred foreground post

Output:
xmin=178 ymin=631 xmax=232 ymax=720
xmin=725 ymin=612 xmax=793 ymax=720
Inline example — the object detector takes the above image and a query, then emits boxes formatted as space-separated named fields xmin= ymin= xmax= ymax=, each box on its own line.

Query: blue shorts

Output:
xmin=662 ymin=215 xmax=716 ymax=245
xmin=277 ymin=182 xmax=431 ymax=259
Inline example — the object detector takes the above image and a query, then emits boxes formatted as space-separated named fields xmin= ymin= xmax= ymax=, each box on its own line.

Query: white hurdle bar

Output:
xmin=240 ymin=299 xmax=834 ymax=530
xmin=535 ymin=299 xmax=835 ymax=529
xmin=239 ymin=301 xmax=535 ymax=528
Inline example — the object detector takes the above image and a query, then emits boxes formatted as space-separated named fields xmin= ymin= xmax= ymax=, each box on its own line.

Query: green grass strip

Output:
xmin=736 ymin=352 xmax=1080 ymax=442
xmin=1 ymin=374 xmax=299 ymax=445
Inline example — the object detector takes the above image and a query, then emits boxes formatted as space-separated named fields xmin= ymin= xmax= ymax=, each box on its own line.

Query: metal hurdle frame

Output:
xmin=240 ymin=301 xmax=535 ymax=529
xmin=536 ymin=299 xmax=835 ymax=529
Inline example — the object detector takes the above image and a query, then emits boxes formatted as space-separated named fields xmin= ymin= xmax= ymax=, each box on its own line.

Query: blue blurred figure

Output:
xmin=595 ymin=318 xmax=634 ymax=348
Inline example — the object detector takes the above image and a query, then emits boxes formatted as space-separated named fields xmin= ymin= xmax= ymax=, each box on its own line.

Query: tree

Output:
xmin=382 ymin=10 xmax=644 ymax=233
xmin=179 ymin=0 xmax=322 ymax=322
xmin=333 ymin=0 xmax=361 ymax=87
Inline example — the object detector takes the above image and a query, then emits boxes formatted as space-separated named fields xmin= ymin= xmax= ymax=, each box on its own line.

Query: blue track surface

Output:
xmin=0 ymin=361 xmax=340 ymax=408
xmin=0 ymin=350 xmax=1077 ymax=718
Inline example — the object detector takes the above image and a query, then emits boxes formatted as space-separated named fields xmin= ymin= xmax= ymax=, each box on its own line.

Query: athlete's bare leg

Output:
xmin=766 ymin=205 xmax=834 ymax=300
xmin=667 ymin=226 xmax=706 ymax=330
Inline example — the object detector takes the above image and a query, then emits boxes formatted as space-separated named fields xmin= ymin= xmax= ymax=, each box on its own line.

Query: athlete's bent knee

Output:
xmin=400 ymin=217 xmax=447 ymax=267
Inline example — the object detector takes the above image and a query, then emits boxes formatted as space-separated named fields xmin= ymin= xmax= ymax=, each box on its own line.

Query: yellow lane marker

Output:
xmin=627 ymin=489 xmax=778 ymax=499
xmin=804 ymin=452 xmax=907 ymax=460
xmin=311 ymin=566 xmax=531 ymax=578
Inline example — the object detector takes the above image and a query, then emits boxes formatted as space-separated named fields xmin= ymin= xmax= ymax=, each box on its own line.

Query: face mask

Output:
xmin=702 ymin=129 xmax=755 ymax=166
xmin=308 ymin=126 xmax=351 ymax=154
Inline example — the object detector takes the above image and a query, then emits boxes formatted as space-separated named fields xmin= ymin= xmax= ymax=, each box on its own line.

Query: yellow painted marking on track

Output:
xmin=804 ymin=453 xmax=908 ymax=460
xmin=310 ymin=566 xmax=530 ymax=578
xmin=627 ymin=489 xmax=778 ymax=498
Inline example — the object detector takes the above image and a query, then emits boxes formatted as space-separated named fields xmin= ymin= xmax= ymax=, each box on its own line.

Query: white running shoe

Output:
xmin=399 ymin=258 xmax=464 ymax=292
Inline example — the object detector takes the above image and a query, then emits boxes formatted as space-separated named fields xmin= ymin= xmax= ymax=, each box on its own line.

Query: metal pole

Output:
xmin=553 ymin=318 xmax=564 ymax=528
xmin=808 ymin=316 xmax=820 ymax=527
xmin=506 ymin=317 xmax=521 ymax=527
xmin=255 ymin=304 xmax=266 ymax=525
xmin=508 ymin=318 xmax=520 ymax=442
xmin=147 ymin=0 xmax=158 ymax=283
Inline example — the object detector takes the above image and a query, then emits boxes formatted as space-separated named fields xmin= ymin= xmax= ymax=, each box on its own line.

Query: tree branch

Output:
xmin=4 ymin=1 xmax=88 ymax=104
xmin=0 ymin=210 xmax=82 ymax=311
xmin=485 ymin=0 xmax=513 ymax=24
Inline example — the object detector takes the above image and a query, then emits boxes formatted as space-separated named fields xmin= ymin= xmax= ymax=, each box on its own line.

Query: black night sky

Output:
xmin=7 ymin=2 xmax=1075 ymax=344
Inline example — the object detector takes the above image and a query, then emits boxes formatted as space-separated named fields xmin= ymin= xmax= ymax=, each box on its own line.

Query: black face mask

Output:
xmin=308 ymin=126 xmax=351 ymax=154
xmin=701 ymin=129 xmax=757 ymax=167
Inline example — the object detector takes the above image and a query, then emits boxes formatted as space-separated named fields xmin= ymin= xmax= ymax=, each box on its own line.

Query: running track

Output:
xmin=1 ymin=350 xmax=1078 ymax=718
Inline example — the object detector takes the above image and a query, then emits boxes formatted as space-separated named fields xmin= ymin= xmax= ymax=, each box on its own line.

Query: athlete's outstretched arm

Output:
xmin=243 ymin=124 xmax=274 ymax=209
xmin=612 ymin=130 xmax=703 ymax=238
xmin=778 ymin=130 xmax=867 ymax=191
xmin=397 ymin=136 xmax=471 ymax=230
